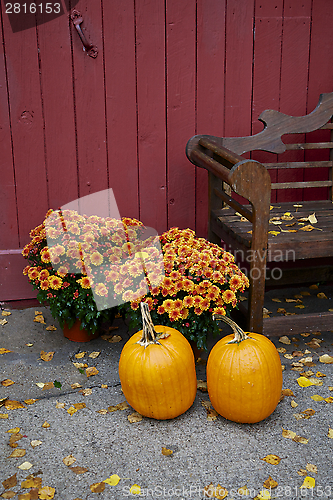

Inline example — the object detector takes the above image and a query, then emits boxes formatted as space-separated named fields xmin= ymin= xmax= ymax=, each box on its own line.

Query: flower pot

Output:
xmin=63 ymin=319 xmax=100 ymax=342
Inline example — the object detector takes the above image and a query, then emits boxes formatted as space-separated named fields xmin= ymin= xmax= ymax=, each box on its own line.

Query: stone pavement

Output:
xmin=0 ymin=290 xmax=332 ymax=500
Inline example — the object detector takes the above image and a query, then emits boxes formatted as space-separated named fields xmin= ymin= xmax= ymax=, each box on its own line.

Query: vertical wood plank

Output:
xmin=224 ymin=0 xmax=254 ymax=138
xmin=196 ymin=0 xmax=226 ymax=237
xmin=304 ymin=0 xmax=333 ymax=201
xmin=135 ymin=0 xmax=167 ymax=234
xmin=36 ymin=6 xmax=78 ymax=210
xmin=251 ymin=1 xmax=283 ymax=202
xmin=0 ymin=4 xmax=49 ymax=246
xmin=0 ymin=9 xmax=19 ymax=248
xmin=71 ymin=0 xmax=108 ymax=198
xmin=103 ymin=0 xmax=139 ymax=220
xmin=166 ymin=0 xmax=196 ymax=232
xmin=277 ymin=0 xmax=311 ymax=202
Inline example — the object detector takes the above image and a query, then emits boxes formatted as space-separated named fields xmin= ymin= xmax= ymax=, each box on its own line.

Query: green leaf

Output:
xmin=54 ymin=380 xmax=62 ymax=389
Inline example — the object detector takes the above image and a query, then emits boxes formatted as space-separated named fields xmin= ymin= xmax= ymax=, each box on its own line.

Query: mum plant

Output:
xmin=121 ymin=227 xmax=249 ymax=350
xmin=22 ymin=209 xmax=159 ymax=335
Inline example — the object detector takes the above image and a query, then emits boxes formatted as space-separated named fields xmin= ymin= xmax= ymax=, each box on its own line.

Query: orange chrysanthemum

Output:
xmin=77 ymin=276 xmax=92 ymax=289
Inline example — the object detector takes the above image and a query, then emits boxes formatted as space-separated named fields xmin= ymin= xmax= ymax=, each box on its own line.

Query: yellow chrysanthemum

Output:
xmin=90 ymin=251 xmax=103 ymax=266
xmin=222 ymin=289 xmax=236 ymax=304
xmin=49 ymin=276 xmax=63 ymax=290
xmin=94 ymin=283 xmax=108 ymax=297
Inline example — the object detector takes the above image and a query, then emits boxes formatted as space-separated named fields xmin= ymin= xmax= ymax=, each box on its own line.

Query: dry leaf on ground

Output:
xmin=40 ymin=351 xmax=55 ymax=362
xmin=197 ymin=380 xmax=208 ymax=392
xmin=69 ymin=466 xmax=88 ymax=474
xmin=300 ymin=477 xmax=315 ymax=489
xmin=2 ymin=473 xmax=17 ymax=489
xmin=128 ymin=412 xmax=142 ymax=423
xmin=85 ymin=367 xmax=99 ymax=377
xmin=319 ymin=354 xmax=333 ymax=364
xmin=279 ymin=336 xmax=291 ymax=344
xmin=8 ymin=448 xmax=26 ymax=458
xmin=263 ymin=476 xmax=278 ymax=489
xmin=1 ymin=379 xmax=14 ymax=387
xmin=103 ymin=474 xmax=121 ymax=486
xmin=18 ymin=462 xmax=33 ymax=470
xmin=162 ymin=447 xmax=173 ymax=456
xmin=90 ymin=482 xmax=105 ymax=493
xmin=39 ymin=486 xmax=55 ymax=499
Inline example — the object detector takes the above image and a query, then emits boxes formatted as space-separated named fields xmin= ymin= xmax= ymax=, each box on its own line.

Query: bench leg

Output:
xmin=246 ymin=258 xmax=266 ymax=333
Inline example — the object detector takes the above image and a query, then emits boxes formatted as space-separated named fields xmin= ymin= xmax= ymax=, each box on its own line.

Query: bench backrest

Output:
xmin=189 ymin=93 xmax=333 ymax=202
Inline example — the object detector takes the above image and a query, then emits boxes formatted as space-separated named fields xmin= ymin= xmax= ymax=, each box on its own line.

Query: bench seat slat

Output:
xmin=271 ymin=180 xmax=332 ymax=189
xmin=264 ymin=161 xmax=332 ymax=169
xmin=285 ymin=142 xmax=333 ymax=150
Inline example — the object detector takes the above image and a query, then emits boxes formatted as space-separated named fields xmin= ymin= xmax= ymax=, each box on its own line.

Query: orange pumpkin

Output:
xmin=207 ymin=316 xmax=282 ymax=423
xmin=119 ymin=302 xmax=197 ymax=420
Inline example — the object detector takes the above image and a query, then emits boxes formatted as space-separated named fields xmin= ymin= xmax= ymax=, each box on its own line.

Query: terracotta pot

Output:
xmin=63 ymin=319 xmax=100 ymax=342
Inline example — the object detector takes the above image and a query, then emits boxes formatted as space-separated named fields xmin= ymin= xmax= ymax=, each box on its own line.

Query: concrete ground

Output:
xmin=0 ymin=286 xmax=332 ymax=500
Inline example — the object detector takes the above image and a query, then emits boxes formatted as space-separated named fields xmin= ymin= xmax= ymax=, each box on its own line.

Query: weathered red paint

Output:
xmin=0 ymin=0 xmax=332 ymax=301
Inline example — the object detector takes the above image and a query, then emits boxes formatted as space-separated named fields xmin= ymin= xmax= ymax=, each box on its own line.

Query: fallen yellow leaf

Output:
xmin=0 ymin=348 xmax=12 ymax=354
xmin=4 ymin=400 xmax=25 ymax=410
xmin=42 ymin=421 xmax=50 ymax=428
xmin=21 ymin=476 xmax=42 ymax=489
xmin=75 ymin=352 xmax=86 ymax=359
xmin=310 ymin=395 xmax=324 ymax=401
xmin=90 ymin=482 xmax=105 ymax=493
xmin=128 ymin=412 xmax=142 ymax=423
xmin=40 ymin=351 xmax=55 ymax=362
xmin=89 ymin=351 xmax=100 ymax=359
xmin=103 ymin=474 xmax=121 ymax=486
xmin=85 ymin=367 xmax=99 ymax=377
xmin=319 ymin=354 xmax=333 ymax=364
xmin=18 ymin=461 xmax=33 ymax=470
xmin=39 ymin=486 xmax=56 ymax=499
xmin=161 ymin=447 xmax=173 ymax=456
xmin=300 ymin=476 xmax=315 ymax=489
xmin=1 ymin=311 xmax=11 ymax=316
xmin=7 ymin=427 xmax=20 ymax=433
xmin=34 ymin=314 xmax=45 ymax=323
xmin=328 ymin=428 xmax=333 ymax=439
xmin=306 ymin=463 xmax=318 ymax=474
xmin=129 ymin=484 xmax=141 ymax=495
xmin=45 ymin=325 xmax=57 ymax=331
xmin=8 ymin=448 xmax=26 ymax=458
xmin=260 ymin=454 xmax=281 ymax=465
xmin=263 ymin=476 xmax=279 ymax=488
xmin=67 ymin=406 xmax=78 ymax=416
xmin=63 ymin=454 xmax=76 ymax=466
xmin=2 ymin=473 xmax=17 ymax=489
xmin=297 ymin=376 xmax=315 ymax=387
xmin=24 ymin=399 xmax=38 ymax=405
xmin=279 ymin=336 xmax=291 ymax=344
xmin=30 ymin=440 xmax=42 ymax=448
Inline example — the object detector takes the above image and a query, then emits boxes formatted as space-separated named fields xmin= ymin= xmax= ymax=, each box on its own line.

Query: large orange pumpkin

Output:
xmin=119 ymin=303 xmax=197 ymax=420
xmin=207 ymin=316 xmax=282 ymax=423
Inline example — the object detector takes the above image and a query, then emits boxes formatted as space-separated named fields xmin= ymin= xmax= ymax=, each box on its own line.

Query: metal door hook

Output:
xmin=71 ymin=9 xmax=98 ymax=58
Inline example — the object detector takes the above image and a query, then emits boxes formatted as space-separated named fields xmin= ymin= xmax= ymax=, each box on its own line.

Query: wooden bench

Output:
xmin=186 ymin=93 xmax=333 ymax=335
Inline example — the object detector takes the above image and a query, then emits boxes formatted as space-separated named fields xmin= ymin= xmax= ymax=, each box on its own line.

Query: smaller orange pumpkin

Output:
xmin=207 ymin=316 xmax=282 ymax=424
xmin=119 ymin=302 xmax=197 ymax=420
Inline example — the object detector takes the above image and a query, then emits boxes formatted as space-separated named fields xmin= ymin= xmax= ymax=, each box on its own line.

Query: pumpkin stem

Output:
xmin=213 ymin=315 xmax=250 ymax=343
xmin=137 ymin=302 xmax=161 ymax=347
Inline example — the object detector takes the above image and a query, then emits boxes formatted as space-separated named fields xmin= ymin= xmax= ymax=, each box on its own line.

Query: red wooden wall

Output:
xmin=1 ymin=0 xmax=333 ymax=300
